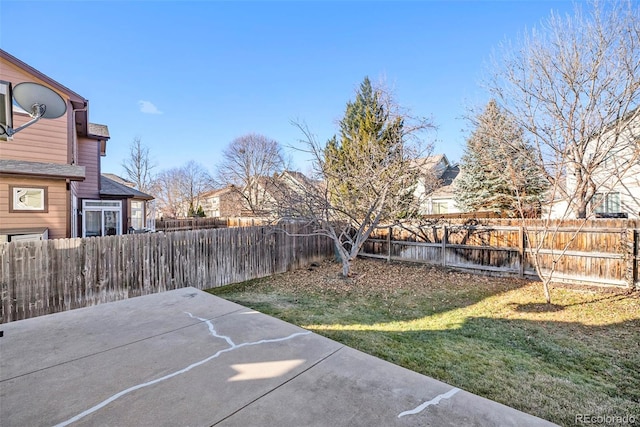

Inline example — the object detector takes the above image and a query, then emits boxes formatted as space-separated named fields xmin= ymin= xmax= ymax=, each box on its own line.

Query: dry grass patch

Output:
xmin=208 ymin=258 xmax=640 ymax=426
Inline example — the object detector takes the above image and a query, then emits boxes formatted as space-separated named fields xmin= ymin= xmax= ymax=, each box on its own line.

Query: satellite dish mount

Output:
xmin=2 ymin=82 xmax=67 ymax=137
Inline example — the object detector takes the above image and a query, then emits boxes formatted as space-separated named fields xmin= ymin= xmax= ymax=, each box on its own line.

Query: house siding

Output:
xmin=1 ymin=50 xmax=118 ymax=239
xmin=560 ymin=113 xmax=640 ymax=219
xmin=0 ymin=177 xmax=68 ymax=239
xmin=414 ymin=155 xmax=460 ymax=216
xmin=202 ymin=187 xmax=244 ymax=218
xmin=76 ymin=137 xmax=100 ymax=199
xmin=593 ymin=163 xmax=640 ymax=218
xmin=0 ymin=59 xmax=69 ymax=165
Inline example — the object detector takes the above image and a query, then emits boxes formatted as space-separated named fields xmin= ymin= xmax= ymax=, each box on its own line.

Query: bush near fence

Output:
xmin=362 ymin=219 xmax=640 ymax=289
xmin=0 ymin=224 xmax=332 ymax=323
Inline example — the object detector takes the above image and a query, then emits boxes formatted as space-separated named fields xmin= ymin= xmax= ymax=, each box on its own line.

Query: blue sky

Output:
xmin=1 ymin=0 xmax=576 ymax=179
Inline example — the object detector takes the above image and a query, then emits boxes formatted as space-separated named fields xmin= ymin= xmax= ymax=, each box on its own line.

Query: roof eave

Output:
xmin=0 ymin=49 xmax=87 ymax=105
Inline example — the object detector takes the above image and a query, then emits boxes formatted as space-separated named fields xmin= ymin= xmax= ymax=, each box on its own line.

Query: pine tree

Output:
xmin=456 ymin=100 xmax=547 ymax=216
xmin=324 ymin=77 xmax=407 ymax=218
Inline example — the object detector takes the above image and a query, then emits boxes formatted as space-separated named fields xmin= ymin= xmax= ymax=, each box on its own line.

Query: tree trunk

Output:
xmin=576 ymin=204 xmax=588 ymax=219
xmin=341 ymin=259 xmax=351 ymax=277
xmin=334 ymin=242 xmax=351 ymax=277
xmin=543 ymin=279 xmax=552 ymax=304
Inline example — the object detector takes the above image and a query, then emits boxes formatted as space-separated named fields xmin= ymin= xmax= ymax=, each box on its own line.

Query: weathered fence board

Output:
xmin=0 ymin=224 xmax=332 ymax=323
xmin=362 ymin=220 xmax=640 ymax=289
xmin=154 ymin=216 xmax=270 ymax=232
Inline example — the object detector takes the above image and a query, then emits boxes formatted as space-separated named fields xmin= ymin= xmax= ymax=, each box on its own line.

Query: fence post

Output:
xmin=624 ymin=228 xmax=637 ymax=289
xmin=518 ymin=225 xmax=525 ymax=278
xmin=387 ymin=226 xmax=392 ymax=262
xmin=441 ymin=225 xmax=448 ymax=267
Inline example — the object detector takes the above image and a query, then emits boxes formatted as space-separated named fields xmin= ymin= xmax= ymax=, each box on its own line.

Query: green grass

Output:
xmin=207 ymin=259 xmax=640 ymax=426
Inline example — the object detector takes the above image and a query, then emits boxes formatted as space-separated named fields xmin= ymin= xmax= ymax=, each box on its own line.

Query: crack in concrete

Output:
xmin=53 ymin=312 xmax=311 ymax=427
xmin=398 ymin=387 xmax=460 ymax=418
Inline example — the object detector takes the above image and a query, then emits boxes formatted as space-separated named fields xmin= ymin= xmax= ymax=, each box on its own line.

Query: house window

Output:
xmin=1 ymin=80 xmax=13 ymax=141
xmin=593 ymin=192 xmax=621 ymax=214
xmin=131 ymin=200 xmax=144 ymax=230
xmin=210 ymin=197 xmax=220 ymax=217
xmin=82 ymin=200 xmax=122 ymax=237
xmin=432 ymin=201 xmax=449 ymax=214
xmin=10 ymin=186 xmax=48 ymax=212
xmin=145 ymin=200 xmax=156 ymax=231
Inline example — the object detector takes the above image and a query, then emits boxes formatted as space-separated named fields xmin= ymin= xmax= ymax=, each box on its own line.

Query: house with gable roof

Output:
xmin=0 ymin=49 xmax=153 ymax=241
xmin=199 ymin=170 xmax=321 ymax=219
xmin=200 ymin=185 xmax=244 ymax=218
xmin=98 ymin=174 xmax=155 ymax=234
xmin=413 ymin=154 xmax=462 ymax=216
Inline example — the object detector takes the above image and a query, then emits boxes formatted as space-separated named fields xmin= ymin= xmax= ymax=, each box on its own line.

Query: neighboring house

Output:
xmin=586 ymin=111 xmax=640 ymax=219
xmin=0 ymin=49 xmax=140 ymax=241
xmin=553 ymin=109 xmax=640 ymax=219
xmin=268 ymin=170 xmax=322 ymax=218
xmin=542 ymin=176 xmax=570 ymax=220
xmin=251 ymin=170 xmax=321 ymax=218
xmin=201 ymin=171 xmax=318 ymax=219
xmin=413 ymin=154 xmax=462 ymax=216
xmin=98 ymin=174 xmax=155 ymax=234
xmin=424 ymin=164 xmax=461 ymax=215
xmin=200 ymin=185 xmax=244 ymax=218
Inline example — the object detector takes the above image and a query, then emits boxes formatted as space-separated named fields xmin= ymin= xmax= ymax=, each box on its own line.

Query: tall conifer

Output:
xmin=456 ymin=100 xmax=547 ymax=216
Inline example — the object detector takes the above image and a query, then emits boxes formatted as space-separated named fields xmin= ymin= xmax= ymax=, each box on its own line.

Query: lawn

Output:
xmin=207 ymin=258 xmax=640 ymax=426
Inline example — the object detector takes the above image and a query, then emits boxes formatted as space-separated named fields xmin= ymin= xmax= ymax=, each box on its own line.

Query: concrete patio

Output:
xmin=0 ymin=287 xmax=557 ymax=426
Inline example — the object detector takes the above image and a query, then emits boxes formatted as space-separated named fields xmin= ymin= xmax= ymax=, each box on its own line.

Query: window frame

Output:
xmin=9 ymin=185 xmax=49 ymax=213
xmin=130 ymin=200 xmax=145 ymax=230
xmin=82 ymin=200 xmax=123 ymax=237
xmin=432 ymin=201 xmax=449 ymax=215
xmin=593 ymin=192 xmax=621 ymax=214
xmin=0 ymin=80 xmax=13 ymax=141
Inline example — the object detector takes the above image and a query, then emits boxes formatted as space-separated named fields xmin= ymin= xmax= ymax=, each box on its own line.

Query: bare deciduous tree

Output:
xmin=489 ymin=0 xmax=640 ymax=219
xmin=281 ymin=79 xmax=434 ymax=277
xmin=488 ymin=0 xmax=640 ymax=303
xmin=151 ymin=161 xmax=214 ymax=218
xmin=216 ymin=133 xmax=286 ymax=214
xmin=122 ymin=136 xmax=155 ymax=193
xmin=179 ymin=160 xmax=215 ymax=214
xmin=151 ymin=168 xmax=187 ymax=219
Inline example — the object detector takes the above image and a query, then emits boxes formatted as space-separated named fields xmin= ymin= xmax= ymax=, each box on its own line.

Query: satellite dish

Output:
xmin=13 ymin=82 xmax=67 ymax=119
xmin=1 ymin=82 xmax=67 ymax=138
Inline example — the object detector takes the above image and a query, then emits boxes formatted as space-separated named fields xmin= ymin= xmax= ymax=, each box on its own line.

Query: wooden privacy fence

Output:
xmin=155 ymin=217 xmax=271 ymax=232
xmin=0 ymin=224 xmax=333 ymax=323
xmin=361 ymin=219 xmax=640 ymax=289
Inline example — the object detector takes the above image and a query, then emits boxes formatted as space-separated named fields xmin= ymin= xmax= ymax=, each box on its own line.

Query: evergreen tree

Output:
xmin=456 ymin=100 xmax=547 ymax=216
xmin=187 ymin=202 xmax=196 ymax=217
xmin=324 ymin=77 xmax=407 ymax=219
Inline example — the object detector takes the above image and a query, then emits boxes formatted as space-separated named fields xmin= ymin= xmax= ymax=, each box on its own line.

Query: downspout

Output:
xmin=70 ymin=102 xmax=88 ymax=238
xmin=71 ymin=103 xmax=87 ymax=165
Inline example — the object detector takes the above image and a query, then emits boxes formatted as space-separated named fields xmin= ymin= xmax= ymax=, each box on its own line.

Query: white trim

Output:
xmin=130 ymin=200 xmax=144 ymax=230
xmin=12 ymin=187 xmax=45 ymax=211
xmin=82 ymin=200 xmax=122 ymax=237
xmin=71 ymin=196 xmax=78 ymax=238
xmin=0 ymin=80 xmax=13 ymax=141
